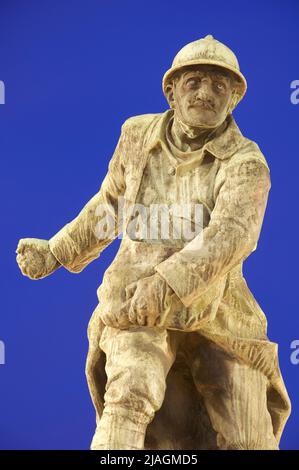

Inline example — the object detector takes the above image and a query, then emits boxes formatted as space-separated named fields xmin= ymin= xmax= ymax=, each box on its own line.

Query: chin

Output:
xmin=185 ymin=112 xmax=218 ymax=128
xmin=187 ymin=118 xmax=217 ymax=128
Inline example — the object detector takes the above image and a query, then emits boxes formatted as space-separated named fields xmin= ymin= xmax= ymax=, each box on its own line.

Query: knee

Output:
xmin=104 ymin=365 xmax=167 ymax=419
xmin=102 ymin=328 xmax=173 ymax=419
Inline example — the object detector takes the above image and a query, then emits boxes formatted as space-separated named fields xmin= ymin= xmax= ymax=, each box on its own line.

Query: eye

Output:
xmin=185 ymin=77 xmax=199 ymax=88
xmin=215 ymin=82 xmax=225 ymax=91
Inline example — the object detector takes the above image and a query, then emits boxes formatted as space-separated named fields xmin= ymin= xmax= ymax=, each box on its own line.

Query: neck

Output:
xmin=170 ymin=114 xmax=226 ymax=152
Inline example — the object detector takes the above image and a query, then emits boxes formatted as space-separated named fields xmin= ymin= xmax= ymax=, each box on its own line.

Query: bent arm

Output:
xmin=154 ymin=155 xmax=271 ymax=308
xmin=48 ymin=124 xmax=127 ymax=273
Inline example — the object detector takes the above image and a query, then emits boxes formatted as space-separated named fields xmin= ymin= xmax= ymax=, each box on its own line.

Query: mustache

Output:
xmin=189 ymin=97 xmax=215 ymax=111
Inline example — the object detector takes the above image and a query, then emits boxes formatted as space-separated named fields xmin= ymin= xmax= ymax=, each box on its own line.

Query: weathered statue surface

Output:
xmin=16 ymin=35 xmax=291 ymax=450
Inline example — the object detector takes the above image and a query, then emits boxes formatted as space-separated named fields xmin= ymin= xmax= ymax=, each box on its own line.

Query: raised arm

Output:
xmin=154 ymin=154 xmax=271 ymax=308
xmin=16 ymin=122 xmax=128 ymax=279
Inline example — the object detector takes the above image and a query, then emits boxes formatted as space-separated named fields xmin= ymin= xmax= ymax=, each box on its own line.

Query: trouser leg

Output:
xmin=187 ymin=335 xmax=278 ymax=450
xmin=90 ymin=325 xmax=183 ymax=450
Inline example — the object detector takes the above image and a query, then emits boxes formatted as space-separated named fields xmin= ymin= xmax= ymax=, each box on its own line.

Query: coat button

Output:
xmin=167 ymin=166 xmax=176 ymax=176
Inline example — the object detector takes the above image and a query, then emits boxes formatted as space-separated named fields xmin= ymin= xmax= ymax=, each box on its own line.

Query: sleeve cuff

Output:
xmin=49 ymin=225 xmax=82 ymax=273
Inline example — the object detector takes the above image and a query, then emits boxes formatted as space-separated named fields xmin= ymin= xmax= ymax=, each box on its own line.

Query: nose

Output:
xmin=195 ymin=79 xmax=214 ymax=104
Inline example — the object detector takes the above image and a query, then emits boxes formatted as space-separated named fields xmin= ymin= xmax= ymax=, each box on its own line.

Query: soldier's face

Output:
xmin=172 ymin=65 xmax=234 ymax=128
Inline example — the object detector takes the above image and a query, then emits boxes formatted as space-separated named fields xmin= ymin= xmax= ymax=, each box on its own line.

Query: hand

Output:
xmin=127 ymin=273 xmax=175 ymax=327
xmin=16 ymin=238 xmax=61 ymax=280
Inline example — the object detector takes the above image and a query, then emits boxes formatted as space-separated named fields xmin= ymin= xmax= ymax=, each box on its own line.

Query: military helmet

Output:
xmin=162 ymin=35 xmax=247 ymax=105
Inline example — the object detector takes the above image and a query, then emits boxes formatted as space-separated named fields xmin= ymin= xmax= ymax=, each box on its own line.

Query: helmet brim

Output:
xmin=162 ymin=59 xmax=247 ymax=100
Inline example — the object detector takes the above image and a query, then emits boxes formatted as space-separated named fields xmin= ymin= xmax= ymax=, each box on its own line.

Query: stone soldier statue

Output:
xmin=16 ymin=35 xmax=291 ymax=450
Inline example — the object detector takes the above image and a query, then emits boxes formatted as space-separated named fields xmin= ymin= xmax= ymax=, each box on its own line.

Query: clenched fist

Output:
xmin=127 ymin=273 xmax=175 ymax=327
xmin=98 ymin=273 xmax=175 ymax=329
xmin=16 ymin=238 xmax=61 ymax=280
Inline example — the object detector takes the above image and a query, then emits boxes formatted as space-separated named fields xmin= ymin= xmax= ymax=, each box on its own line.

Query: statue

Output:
xmin=16 ymin=35 xmax=291 ymax=450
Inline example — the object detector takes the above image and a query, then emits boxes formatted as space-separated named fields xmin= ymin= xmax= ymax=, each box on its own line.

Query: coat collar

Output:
xmin=146 ymin=108 xmax=246 ymax=161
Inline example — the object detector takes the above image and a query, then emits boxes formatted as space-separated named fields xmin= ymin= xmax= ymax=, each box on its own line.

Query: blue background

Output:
xmin=0 ymin=0 xmax=298 ymax=450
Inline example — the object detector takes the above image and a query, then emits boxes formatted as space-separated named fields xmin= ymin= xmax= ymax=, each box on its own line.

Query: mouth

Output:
xmin=189 ymin=101 xmax=215 ymax=112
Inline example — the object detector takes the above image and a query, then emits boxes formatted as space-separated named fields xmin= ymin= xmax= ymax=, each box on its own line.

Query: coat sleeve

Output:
xmin=154 ymin=154 xmax=271 ymax=308
xmin=48 ymin=122 xmax=128 ymax=273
